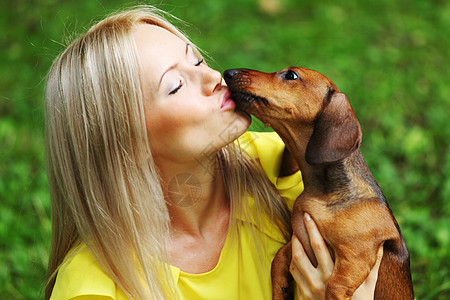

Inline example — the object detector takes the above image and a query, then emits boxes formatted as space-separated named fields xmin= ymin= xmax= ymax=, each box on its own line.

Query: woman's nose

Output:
xmin=201 ymin=67 xmax=223 ymax=96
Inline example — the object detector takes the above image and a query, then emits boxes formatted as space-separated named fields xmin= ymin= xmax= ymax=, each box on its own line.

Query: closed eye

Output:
xmin=169 ymin=80 xmax=183 ymax=95
xmin=168 ymin=59 xmax=203 ymax=96
xmin=195 ymin=58 xmax=204 ymax=66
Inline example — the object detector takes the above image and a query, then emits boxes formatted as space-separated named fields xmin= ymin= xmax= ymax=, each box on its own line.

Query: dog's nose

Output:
xmin=223 ymin=69 xmax=240 ymax=80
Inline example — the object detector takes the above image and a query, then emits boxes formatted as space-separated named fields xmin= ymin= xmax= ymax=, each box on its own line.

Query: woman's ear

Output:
xmin=305 ymin=92 xmax=362 ymax=165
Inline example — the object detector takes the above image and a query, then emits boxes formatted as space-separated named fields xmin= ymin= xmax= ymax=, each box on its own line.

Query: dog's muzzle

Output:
xmin=224 ymin=69 xmax=269 ymax=111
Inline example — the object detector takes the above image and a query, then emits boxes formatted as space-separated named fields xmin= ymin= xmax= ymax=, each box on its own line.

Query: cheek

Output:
xmin=145 ymin=106 xmax=187 ymax=143
xmin=144 ymin=99 xmax=210 ymax=152
xmin=144 ymin=109 xmax=188 ymax=161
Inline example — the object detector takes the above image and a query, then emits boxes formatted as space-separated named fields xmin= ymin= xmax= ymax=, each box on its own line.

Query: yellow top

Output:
xmin=50 ymin=131 xmax=304 ymax=299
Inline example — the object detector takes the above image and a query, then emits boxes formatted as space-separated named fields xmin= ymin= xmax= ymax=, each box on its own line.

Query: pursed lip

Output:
xmin=220 ymin=89 xmax=236 ymax=111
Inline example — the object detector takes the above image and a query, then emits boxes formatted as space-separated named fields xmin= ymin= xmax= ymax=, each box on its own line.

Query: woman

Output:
xmin=44 ymin=6 xmax=382 ymax=300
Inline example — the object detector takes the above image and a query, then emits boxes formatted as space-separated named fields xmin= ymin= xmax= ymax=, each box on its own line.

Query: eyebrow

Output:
xmin=158 ymin=43 xmax=190 ymax=89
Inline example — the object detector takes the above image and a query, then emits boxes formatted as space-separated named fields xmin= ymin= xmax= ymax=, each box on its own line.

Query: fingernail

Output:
xmin=304 ymin=212 xmax=311 ymax=221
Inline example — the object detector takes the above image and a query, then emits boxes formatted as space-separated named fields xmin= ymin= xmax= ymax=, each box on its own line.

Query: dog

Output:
xmin=224 ymin=67 xmax=414 ymax=300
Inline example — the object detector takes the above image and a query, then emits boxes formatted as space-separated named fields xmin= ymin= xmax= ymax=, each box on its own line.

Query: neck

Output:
xmin=156 ymin=154 xmax=229 ymax=237
xmin=276 ymin=123 xmax=382 ymax=204
xmin=274 ymin=123 xmax=360 ymax=198
xmin=273 ymin=123 xmax=318 ymax=187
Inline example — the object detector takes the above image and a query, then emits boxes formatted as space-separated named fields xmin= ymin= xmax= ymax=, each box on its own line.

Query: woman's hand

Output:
xmin=289 ymin=213 xmax=384 ymax=300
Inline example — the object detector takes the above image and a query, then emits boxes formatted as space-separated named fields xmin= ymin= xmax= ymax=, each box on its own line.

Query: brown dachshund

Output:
xmin=224 ymin=67 xmax=414 ymax=300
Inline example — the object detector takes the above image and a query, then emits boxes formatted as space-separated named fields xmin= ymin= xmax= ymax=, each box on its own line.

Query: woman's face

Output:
xmin=133 ymin=24 xmax=251 ymax=165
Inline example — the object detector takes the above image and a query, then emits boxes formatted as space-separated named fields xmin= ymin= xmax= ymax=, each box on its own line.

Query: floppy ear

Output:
xmin=305 ymin=92 xmax=362 ymax=165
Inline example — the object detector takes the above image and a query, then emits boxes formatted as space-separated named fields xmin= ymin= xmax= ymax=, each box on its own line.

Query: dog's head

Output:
xmin=224 ymin=67 xmax=362 ymax=165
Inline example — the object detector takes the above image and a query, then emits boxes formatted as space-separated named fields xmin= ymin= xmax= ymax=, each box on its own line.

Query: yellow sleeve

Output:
xmin=237 ymin=131 xmax=304 ymax=209
xmin=50 ymin=246 xmax=127 ymax=300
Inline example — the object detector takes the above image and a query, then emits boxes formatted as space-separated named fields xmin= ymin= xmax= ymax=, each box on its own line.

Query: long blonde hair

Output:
xmin=44 ymin=6 xmax=290 ymax=299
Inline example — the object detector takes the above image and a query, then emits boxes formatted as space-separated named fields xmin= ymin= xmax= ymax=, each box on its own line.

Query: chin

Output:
xmin=234 ymin=112 xmax=252 ymax=133
xmin=214 ymin=119 xmax=249 ymax=147
xmin=235 ymin=108 xmax=252 ymax=124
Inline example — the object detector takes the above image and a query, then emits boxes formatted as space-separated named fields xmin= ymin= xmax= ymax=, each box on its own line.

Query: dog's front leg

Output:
xmin=325 ymin=247 xmax=376 ymax=300
xmin=271 ymin=241 xmax=294 ymax=300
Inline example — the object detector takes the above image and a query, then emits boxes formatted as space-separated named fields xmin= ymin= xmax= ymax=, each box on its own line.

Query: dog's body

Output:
xmin=224 ymin=67 xmax=414 ymax=300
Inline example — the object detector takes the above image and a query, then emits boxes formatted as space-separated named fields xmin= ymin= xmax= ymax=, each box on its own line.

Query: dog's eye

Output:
xmin=282 ymin=70 xmax=299 ymax=81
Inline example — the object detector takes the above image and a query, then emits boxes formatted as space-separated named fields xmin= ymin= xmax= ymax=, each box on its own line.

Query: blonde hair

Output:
xmin=44 ymin=5 xmax=290 ymax=299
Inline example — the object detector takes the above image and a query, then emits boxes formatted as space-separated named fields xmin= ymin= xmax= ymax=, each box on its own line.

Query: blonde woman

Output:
xmin=44 ymin=6 xmax=382 ymax=300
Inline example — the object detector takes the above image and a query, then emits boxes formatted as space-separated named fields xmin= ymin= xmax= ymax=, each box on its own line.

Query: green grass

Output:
xmin=1 ymin=0 xmax=449 ymax=298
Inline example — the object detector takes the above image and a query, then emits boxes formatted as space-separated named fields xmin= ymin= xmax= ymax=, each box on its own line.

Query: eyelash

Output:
xmin=168 ymin=59 xmax=204 ymax=95
xmin=195 ymin=58 xmax=204 ymax=66
xmin=169 ymin=80 xmax=183 ymax=95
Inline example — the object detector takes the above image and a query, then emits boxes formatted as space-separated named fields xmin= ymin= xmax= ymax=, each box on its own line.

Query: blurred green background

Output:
xmin=1 ymin=0 xmax=449 ymax=299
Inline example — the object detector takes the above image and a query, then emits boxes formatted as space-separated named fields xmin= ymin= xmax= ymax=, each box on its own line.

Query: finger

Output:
xmin=355 ymin=244 xmax=384 ymax=300
xmin=290 ymin=260 xmax=311 ymax=300
xmin=304 ymin=212 xmax=333 ymax=274
xmin=290 ymin=237 xmax=313 ymax=300
xmin=291 ymin=235 xmax=315 ymax=278
xmin=366 ymin=245 xmax=384 ymax=286
xmin=375 ymin=244 xmax=384 ymax=267
xmin=292 ymin=235 xmax=328 ymax=298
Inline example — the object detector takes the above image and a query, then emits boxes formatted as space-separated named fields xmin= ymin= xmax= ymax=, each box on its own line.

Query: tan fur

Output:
xmin=224 ymin=67 xmax=414 ymax=299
